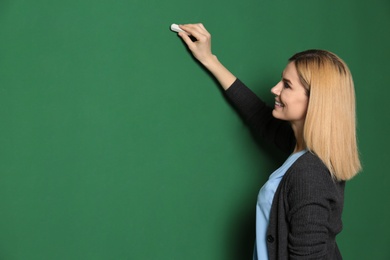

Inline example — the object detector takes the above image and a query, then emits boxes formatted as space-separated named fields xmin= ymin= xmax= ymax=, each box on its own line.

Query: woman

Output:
xmin=176 ymin=24 xmax=361 ymax=259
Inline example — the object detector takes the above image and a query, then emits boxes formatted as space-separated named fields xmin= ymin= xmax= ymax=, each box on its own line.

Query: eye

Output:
xmin=283 ymin=81 xmax=291 ymax=89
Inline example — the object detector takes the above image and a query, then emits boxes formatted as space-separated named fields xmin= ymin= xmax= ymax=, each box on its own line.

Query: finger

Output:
xmin=180 ymin=24 xmax=207 ymax=37
xmin=198 ymin=23 xmax=208 ymax=32
xmin=180 ymin=24 xmax=209 ymax=42
xmin=193 ymin=23 xmax=210 ymax=37
xmin=178 ymin=31 xmax=196 ymax=50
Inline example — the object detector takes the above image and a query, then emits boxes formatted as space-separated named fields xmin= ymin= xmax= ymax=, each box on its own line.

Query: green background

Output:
xmin=0 ymin=0 xmax=389 ymax=259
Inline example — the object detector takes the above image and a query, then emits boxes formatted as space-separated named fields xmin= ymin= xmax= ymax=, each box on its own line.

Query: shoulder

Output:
xmin=283 ymin=152 xmax=344 ymax=198
xmin=287 ymin=151 xmax=331 ymax=182
xmin=293 ymin=151 xmax=327 ymax=169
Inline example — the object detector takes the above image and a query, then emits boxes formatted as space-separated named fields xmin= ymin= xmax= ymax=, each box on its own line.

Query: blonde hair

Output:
xmin=289 ymin=50 xmax=361 ymax=181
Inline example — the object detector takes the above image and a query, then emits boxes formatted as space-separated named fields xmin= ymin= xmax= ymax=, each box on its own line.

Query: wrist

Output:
xmin=201 ymin=55 xmax=219 ymax=69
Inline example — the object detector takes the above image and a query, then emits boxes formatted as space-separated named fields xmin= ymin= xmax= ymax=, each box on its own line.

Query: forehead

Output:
xmin=283 ymin=62 xmax=298 ymax=77
xmin=283 ymin=62 xmax=301 ymax=85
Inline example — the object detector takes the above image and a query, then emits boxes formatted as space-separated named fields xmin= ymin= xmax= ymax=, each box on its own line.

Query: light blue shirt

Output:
xmin=254 ymin=150 xmax=307 ymax=260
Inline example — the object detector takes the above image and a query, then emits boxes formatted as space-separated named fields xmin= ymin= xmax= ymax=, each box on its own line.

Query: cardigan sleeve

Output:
xmin=224 ymin=79 xmax=295 ymax=154
xmin=284 ymin=154 xmax=344 ymax=259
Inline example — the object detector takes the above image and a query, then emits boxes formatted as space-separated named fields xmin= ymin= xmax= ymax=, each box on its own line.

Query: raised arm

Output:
xmin=177 ymin=23 xmax=295 ymax=154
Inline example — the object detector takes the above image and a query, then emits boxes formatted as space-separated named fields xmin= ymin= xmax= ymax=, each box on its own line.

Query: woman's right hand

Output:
xmin=177 ymin=23 xmax=237 ymax=90
xmin=177 ymin=23 xmax=214 ymax=66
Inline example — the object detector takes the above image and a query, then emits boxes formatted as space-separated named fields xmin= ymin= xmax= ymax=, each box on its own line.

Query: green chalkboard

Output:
xmin=1 ymin=0 xmax=389 ymax=259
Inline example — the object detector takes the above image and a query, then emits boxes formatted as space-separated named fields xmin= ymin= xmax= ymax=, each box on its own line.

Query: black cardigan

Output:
xmin=225 ymin=79 xmax=344 ymax=259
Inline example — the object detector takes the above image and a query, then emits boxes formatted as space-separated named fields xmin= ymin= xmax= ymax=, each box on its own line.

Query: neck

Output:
xmin=291 ymin=122 xmax=306 ymax=153
xmin=294 ymin=142 xmax=306 ymax=153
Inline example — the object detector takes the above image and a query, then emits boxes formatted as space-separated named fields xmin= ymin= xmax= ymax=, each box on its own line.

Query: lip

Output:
xmin=275 ymin=100 xmax=284 ymax=108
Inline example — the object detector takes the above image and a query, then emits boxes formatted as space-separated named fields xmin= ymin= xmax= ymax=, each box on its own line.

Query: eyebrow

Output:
xmin=281 ymin=73 xmax=292 ymax=84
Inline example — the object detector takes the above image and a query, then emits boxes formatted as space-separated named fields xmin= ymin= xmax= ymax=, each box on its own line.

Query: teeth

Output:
xmin=275 ymin=101 xmax=284 ymax=107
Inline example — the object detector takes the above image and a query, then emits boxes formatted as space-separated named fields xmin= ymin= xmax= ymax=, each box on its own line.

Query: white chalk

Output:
xmin=170 ymin=23 xmax=186 ymax=34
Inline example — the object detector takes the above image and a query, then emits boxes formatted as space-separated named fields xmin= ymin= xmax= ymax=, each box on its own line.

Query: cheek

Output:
xmin=297 ymin=99 xmax=309 ymax=117
xmin=287 ymin=97 xmax=309 ymax=118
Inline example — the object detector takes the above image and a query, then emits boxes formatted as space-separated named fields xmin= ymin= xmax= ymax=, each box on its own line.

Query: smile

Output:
xmin=275 ymin=101 xmax=284 ymax=107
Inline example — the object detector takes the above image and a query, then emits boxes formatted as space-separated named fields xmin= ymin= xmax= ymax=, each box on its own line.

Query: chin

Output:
xmin=272 ymin=110 xmax=280 ymax=119
xmin=272 ymin=110 xmax=288 ymax=121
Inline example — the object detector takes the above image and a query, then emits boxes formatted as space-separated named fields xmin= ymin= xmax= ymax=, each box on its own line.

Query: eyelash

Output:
xmin=283 ymin=81 xmax=291 ymax=89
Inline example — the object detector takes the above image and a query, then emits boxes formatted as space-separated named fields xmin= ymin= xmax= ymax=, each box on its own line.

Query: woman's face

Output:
xmin=271 ymin=62 xmax=309 ymax=127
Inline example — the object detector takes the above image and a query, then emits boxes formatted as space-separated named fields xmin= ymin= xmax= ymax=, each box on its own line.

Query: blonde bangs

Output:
xmin=292 ymin=51 xmax=361 ymax=180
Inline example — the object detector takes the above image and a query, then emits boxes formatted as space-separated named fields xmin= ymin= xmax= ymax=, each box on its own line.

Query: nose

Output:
xmin=271 ymin=81 xmax=283 ymax=96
